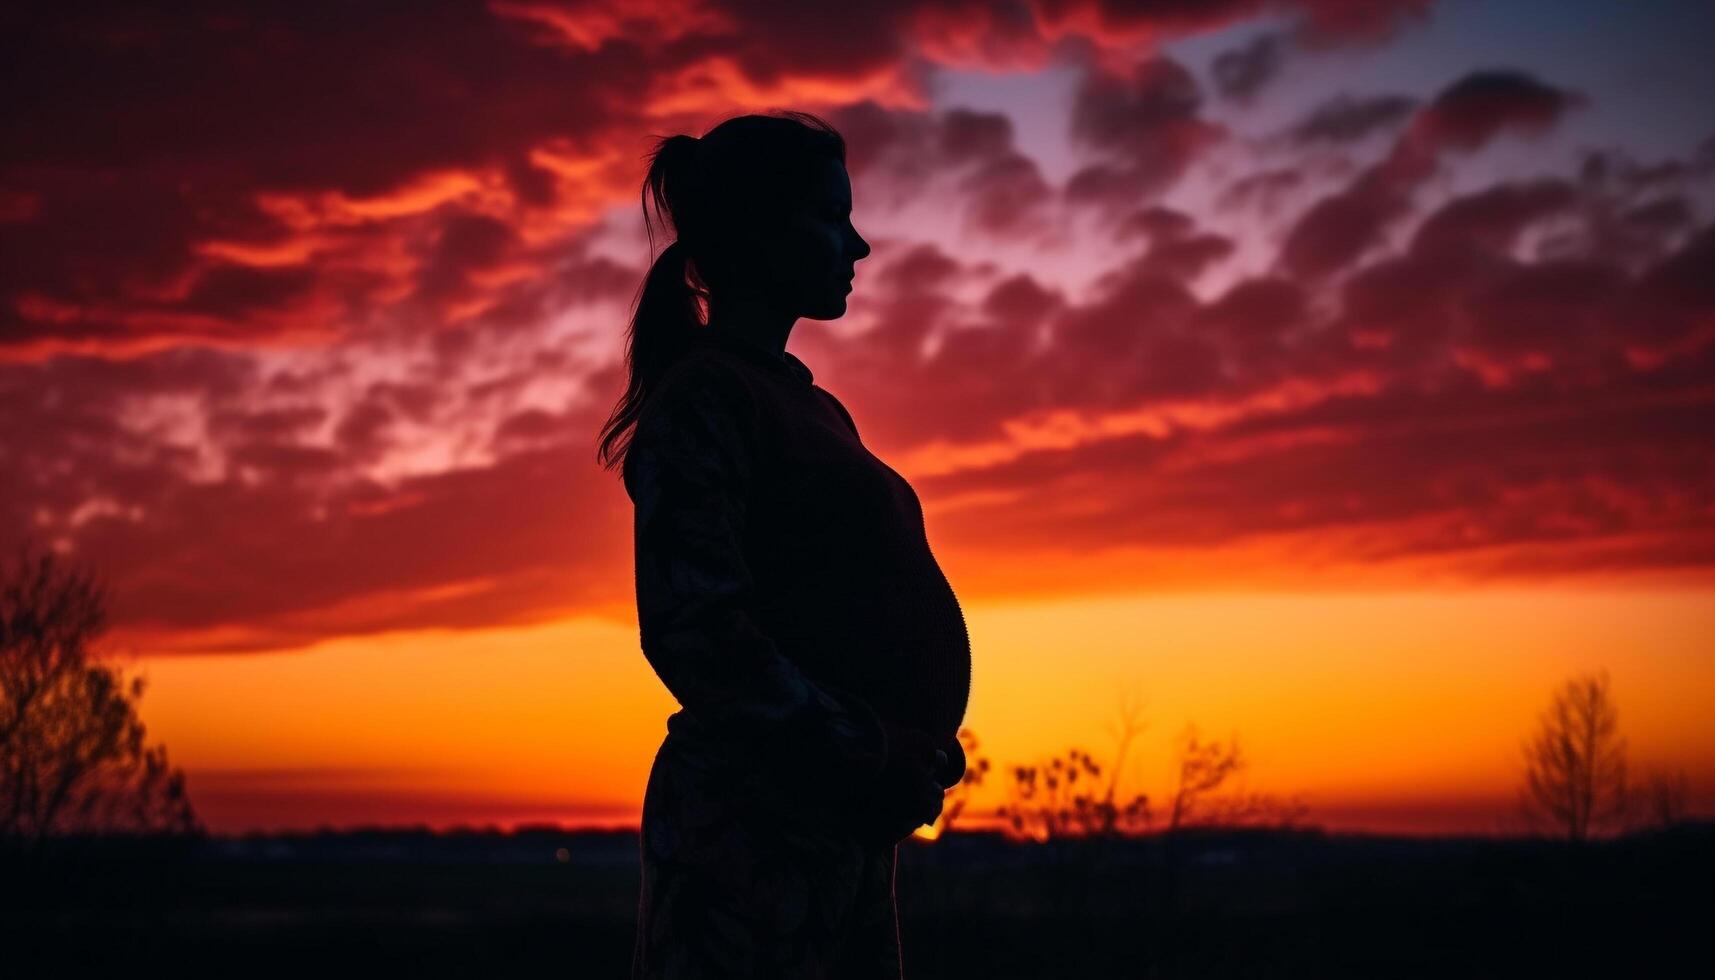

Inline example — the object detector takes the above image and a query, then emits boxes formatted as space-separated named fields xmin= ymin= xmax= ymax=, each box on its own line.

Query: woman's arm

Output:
xmin=624 ymin=358 xmax=900 ymax=808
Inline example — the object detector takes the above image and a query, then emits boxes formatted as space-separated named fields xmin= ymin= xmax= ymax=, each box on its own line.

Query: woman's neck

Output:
xmin=705 ymin=293 xmax=796 ymax=359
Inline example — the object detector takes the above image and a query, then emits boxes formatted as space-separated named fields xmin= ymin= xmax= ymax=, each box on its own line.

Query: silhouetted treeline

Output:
xmin=8 ymin=821 xmax=1710 ymax=979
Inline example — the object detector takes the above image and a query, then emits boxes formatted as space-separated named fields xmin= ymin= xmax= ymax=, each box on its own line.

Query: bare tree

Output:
xmin=0 ymin=540 xmax=201 ymax=855
xmin=1520 ymin=670 xmax=1628 ymax=841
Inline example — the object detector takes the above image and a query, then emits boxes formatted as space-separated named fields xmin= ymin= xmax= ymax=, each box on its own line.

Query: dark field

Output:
xmin=7 ymin=823 xmax=1710 ymax=979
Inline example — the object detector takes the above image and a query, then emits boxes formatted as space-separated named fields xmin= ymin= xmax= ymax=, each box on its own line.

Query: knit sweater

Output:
xmin=623 ymin=326 xmax=972 ymax=817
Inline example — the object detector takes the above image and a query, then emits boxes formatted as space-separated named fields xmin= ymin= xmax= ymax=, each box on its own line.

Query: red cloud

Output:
xmin=1275 ymin=70 xmax=1587 ymax=281
xmin=9 ymin=0 xmax=1715 ymax=654
xmin=1066 ymin=56 xmax=1227 ymax=208
xmin=1410 ymin=70 xmax=1589 ymax=155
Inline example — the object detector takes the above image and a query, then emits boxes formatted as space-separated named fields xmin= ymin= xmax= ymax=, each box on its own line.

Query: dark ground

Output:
xmin=5 ymin=822 xmax=1709 ymax=979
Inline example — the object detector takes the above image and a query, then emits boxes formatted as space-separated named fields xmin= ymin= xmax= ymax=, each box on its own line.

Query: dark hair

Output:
xmin=594 ymin=110 xmax=847 ymax=474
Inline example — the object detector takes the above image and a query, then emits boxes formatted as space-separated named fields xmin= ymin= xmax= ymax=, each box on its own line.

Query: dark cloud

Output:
xmin=1115 ymin=205 xmax=1236 ymax=280
xmin=0 ymin=0 xmax=1453 ymax=362
xmin=332 ymin=398 xmax=396 ymax=460
xmin=207 ymin=405 xmax=328 ymax=444
xmin=1406 ymin=70 xmax=1587 ymax=158
xmin=1070 ymin=56 xmax=1211 ymax=155
xmin=1215 ymin=167 xmax=1304 ymax=216
xmin=0 ymin=351 xmax=629 ymax=652
xmin=1115 ymin=204 xmax=1198 ymax=243
xmin=811 ymin=164 xmax=1715 ymax=588
xmin=7 ymin=1 xmax=1715 ymax=652
xmin=828 ymin=103 xmax=1056 ymax=238
xmin=1618 ymin=196 xmax=1696 ymax=237
xmin=935 ymin=110 xmax=1056 ymax=237
xmin=1626 ymin=221 xmax=1715 ymax=358
xmin=1211 ymin=32 xmax=1286 ymax=102
xmin=1286 ymin=93 xmax=1420 ymax=145
xmin=1276 ymin=165 xmax=1415 ymax=279
xmin=1580 ymin=150 xmax=1687 ymax=191
xmin=1196 ymin=276 xmax=1308 ymax=361
xmin=1288 ymin=0 xmax=1436 ymax=50
xmin=1275 ymin=69 xmax=1587 ymax=281
xmin=980 ymin=272 xmax=1065 ymax=330
xmin=1406 ymin=178 xmax=1579 ymax=260
xmin=938 ymin=107 xmax=1017 ymax=163
xmin=1066 ymin=56 xmax=1225 ymax=208
xmin=1146 ymin=233 xmax=1236 ymax=280
xmin=959 ymin=152 xmax=1057 ymax=237
xmin=916 ymin=338 xmax=1714 ymax=585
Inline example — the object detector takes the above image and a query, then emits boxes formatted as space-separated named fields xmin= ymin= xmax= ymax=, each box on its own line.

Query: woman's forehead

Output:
xmin=807 ymin=156 xmax=852 ymax=204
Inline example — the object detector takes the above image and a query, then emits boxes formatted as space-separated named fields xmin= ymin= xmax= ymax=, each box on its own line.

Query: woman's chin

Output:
xmin=807 ymin=295 xmax=849 ymax=320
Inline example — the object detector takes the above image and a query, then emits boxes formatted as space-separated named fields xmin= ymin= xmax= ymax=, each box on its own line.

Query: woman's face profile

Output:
xmin=747 ymin=155 xmax=871 ymax=322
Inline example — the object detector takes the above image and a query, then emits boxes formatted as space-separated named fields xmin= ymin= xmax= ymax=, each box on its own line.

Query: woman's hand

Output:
xmin=843 ymin=724 xmax=948 ymax=846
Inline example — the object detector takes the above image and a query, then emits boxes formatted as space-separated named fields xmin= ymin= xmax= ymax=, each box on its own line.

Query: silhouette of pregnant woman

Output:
xmin=596 ymin=112 xmax=972 ymax=978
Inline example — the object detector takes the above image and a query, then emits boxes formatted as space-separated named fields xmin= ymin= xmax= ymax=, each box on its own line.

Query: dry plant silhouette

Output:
xmin=976 ymin=686 xmax=1311 ymax=976
xmin=989 ymin=689 xmax=1308 ymax=843
xmin=995 ymin=686 xmax=1153 ymax=842
xmin=1519 ymin=670 xmax=1629 ymax=841
xmin=0 ymin=539 xmax=201 ymax=861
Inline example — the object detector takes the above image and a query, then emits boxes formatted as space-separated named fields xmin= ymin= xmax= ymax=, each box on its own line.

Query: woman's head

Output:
xmin=660 ymin=114 xmax=869 ymax=320
xmin=597 ymin=110 xmax=870 ymax=473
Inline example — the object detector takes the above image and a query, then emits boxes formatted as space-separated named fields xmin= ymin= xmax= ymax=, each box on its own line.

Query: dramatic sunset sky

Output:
xmin=4 ymin=0 xmax=1712 ymax=836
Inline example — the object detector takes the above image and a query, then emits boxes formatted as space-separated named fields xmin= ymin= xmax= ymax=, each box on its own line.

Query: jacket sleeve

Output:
xmin=815 ymin=388 xmax=862 ymax=440
xmin=623 ymin=358 xmax=894 ymax=802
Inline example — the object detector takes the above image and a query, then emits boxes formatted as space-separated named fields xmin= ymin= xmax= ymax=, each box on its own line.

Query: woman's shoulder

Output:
xmin=645 ymin=347 xmax=756 ymax=414
xmin=624 ymin=352 xmax=760 ymax=490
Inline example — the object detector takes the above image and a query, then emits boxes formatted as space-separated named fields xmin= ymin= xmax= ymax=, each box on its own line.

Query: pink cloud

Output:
xmin=7 ymin=0 xmax=1715 ymax=653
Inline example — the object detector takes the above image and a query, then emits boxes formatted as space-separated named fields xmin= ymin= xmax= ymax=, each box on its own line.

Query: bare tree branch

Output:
xmin=1520 ymin=670 xmax=1629 ymax=841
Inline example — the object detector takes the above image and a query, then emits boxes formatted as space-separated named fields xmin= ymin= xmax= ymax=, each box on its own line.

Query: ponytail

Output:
xmin=594 ymin=136 xmax=705 ymax=473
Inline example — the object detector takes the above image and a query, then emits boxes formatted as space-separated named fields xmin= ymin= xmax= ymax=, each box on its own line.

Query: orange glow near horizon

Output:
xmin=10 ymin=2 xmax=1715 ymax=843
xmin=127 ymin=586 xmax=1715 ymax=837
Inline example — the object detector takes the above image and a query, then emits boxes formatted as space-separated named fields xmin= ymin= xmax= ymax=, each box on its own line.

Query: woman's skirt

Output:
xmin=630 ymin=725 xmax=904 ymax=979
